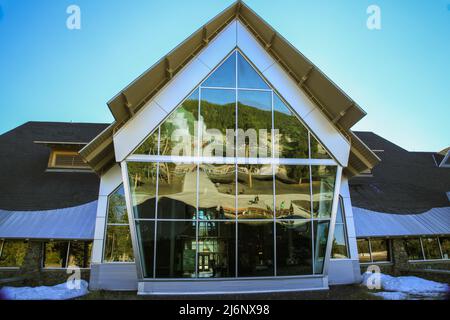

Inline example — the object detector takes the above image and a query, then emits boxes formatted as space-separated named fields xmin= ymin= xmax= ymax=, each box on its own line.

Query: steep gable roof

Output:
xmin=81 ymin=0 xmax=379 ymax=175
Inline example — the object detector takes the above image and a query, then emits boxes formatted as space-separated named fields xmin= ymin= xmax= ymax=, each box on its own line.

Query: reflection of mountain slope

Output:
xmin=199 ymin=101 xmax=295 ymax=132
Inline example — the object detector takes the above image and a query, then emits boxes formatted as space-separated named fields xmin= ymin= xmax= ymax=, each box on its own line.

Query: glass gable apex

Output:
xmin=133 ymin=51 xmax=331 ymax=160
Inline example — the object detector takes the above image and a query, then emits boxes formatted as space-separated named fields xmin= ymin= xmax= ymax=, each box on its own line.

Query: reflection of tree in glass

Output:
xmin=108 ymin=188 xmax=128 ymax=224
xmin=0 ymin=241 xmax=28 ymax=267
xmin=44 ymin=242 xmax=69 ymax=268
xmin=134 ymin=95 xmax=198 ymax=156
xmin=273 ymin=108 xmax=309 ymax=159
xmin=105 ymin=226 xmax=133 ymax=262
xmin=128 ymin=162 xmax=157 ymax=192
xmin=134 ymin=130 xmax=158 ymax=155
xmin=160 ymin=100 xmax=198 ymax=156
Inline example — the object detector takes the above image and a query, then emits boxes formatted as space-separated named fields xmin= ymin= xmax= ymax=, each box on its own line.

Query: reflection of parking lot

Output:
xmin=132 ymin=164 xmax=332 ymax=219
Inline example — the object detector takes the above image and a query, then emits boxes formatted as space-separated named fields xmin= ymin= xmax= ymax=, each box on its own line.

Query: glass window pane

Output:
xmin=237 ymin=52 xmax=269 ymax=89
xmin=133 ymin=129 xmax=159 ymax=156
xmin=370 ymin=239 xmax=390 ymax=262
xmin=202 ymin=53 xmax=236 ymax=88
xmin=313 ymin=221 xmax=329 ymax=274
xmin=404 ymin=238 xmax=424 ymax=260
xmin=104 ymin=225 xmax=134 ymax=263
xmin=422 ymin=237 xmax=442 ymax=260
xmin=155 ymin=221 xmax=196 ymax=278
xmin=44 ymin=242 xmax=69 ymax=268
xmin=310 ymin=134 xmax=331 ymax=159
xmin=273 ymin=94 xmax=309 ymax=159
xmin=357 ymin=239 xmax=371 ymax=263
xmin=276 ymin=220 xmax=313 ymax=275
xmin=311 ymin=166 xmax=337 ymax=218
xmin=275 ymin=165 xmax=311 ymax=219
xmin=107 ymin=185 xmax=129 ymax=224
xmin=157 ymin=163 xmax=197 ymax=219
xmin=238 ymin=221 xmax=274 ymax=277
xmin=136 ymin=221 xmax=155 ymax=278
xmin=237 ymin=90 xmax=272 ymax=158
xmin=160 ymin=90 xmax=199 ymax=157
xmin=332 ymin=225 xmax=349 ymax=259
xmin=128 ymin=162 xmax=157 ymax=219
xmin=0 ymin=240 xmax=27 ymax=268
xmin=198 ymin=164 xmax=236 ymax=220
xmin=198 ymin=221 xmax=236 ymax=278
xmin=68 ymin=241 xmax=92 ymax=268
xmin=200 ymin=88 xmax=236 ymax=158
xmin=336 ymin=198 xmax=344 ymax=223
xmin=440 ymin=237 xmax=449 ymax=259
xmin=237 ymin=164 xmax=274 ymax=219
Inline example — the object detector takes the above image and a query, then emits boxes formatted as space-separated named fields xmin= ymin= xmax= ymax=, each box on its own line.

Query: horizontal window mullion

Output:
xmin=126 ymin=155 xmax=337 ymax=166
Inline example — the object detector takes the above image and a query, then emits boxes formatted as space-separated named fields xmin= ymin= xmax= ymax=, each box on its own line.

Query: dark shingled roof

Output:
xmin=350 ymin=132 xmax=450 ymax=214
xmin=0 ymin=122 xmax=108 ymax=211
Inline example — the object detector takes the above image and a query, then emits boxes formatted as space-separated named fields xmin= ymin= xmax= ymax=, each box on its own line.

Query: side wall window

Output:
xmin=357 ymin=238 xmax=391 ymax=263
xmin=440 ymin=237 xmax=449 ymax=259
xmin=331 ymin=197 xmax=349 ymax=259
xmin=404 ymin=237 xmax=448 ymax=261
xmin=0 ymin=240 xmax=28 ymax=268
xmin=103 ymin=185 xmax=134 ymax=262
xmin=42 ymin=241 xmax=92 ymax=268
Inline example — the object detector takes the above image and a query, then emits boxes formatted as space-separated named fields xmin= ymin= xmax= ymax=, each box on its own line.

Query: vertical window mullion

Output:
xmin=437 ymin=237 xmax=444 ymax=260
xmin=309 ymin=164 xmax=315 ymax=274
xmin=419 ymin=237 xmax=425 ymax=260
xmin=195 ymin=163 xmax=200 ymax=278
xmin=271 ymin=90 xmax=277 ymax=276
xmin=41 ymin=242 xmax=45 ymax=268
xmin=152 ymin=162 xmax=160 ymax=279
xmin=196 ymin=84 xmax=202 ymax=279
xmin=65 ymin=242 xmax=71 ymax=269
xmin=234 ymin=50 xmax=239 ymax=278
xmin=368 ymin=238 xmax=373 ymax=262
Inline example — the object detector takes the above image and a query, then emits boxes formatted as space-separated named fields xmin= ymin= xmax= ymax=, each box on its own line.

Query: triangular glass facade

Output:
xmin=127 ymin=49 xmax=338 ymax=279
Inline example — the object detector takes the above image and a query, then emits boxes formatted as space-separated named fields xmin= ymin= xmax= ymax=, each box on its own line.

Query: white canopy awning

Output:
xmin=353 ymin=206 xmax=450 ymax=238
xmin=0 ymin=201 xmax=97 ymax=240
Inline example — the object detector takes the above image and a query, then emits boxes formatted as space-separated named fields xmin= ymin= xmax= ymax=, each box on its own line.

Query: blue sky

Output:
xmin=0 ymin=0 xmax=449 ymax=152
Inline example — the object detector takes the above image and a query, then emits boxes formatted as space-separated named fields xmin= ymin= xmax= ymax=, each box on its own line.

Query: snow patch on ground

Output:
xmin=372 ymin=291 xmax=409 ymax=300
xmin=361 ymin=272 xmax=449 ymax=300
xmin=0 ymin=280 xmax=89 ymax=300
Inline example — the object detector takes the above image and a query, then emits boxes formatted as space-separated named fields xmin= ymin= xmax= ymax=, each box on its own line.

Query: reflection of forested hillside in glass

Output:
xmin=135 ymin=97 xmax=328 ymax=160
